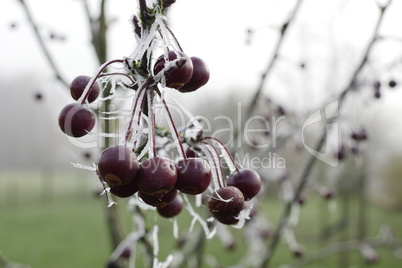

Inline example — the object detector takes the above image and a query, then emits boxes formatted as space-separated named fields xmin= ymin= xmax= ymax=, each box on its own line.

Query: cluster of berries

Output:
xmin=58 ymin=48 xmax=261 ymax=224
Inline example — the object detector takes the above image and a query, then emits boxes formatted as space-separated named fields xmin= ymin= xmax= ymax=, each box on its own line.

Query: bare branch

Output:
xmin=18 ymin=0 xmax=69 ymax=87
xmin=232 ymin=0 xmax=304 ymax=148
xmin=247 ymin=0 xmax=303 ymax=117
xmin=286 ymin=233 xmax=402 ymax=268
xmin=258 ymin=1 xmax=394 ymax=267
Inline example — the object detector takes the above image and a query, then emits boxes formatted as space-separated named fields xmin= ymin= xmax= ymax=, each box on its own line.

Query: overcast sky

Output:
xmin=1 ymin=0 xmax=402 ymax=169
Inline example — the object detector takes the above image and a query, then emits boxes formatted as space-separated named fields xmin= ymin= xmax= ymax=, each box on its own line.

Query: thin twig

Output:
xmin=83 ymin=0 xmax=109 ymax=64
xmin=285 ymin=235 xmax=402 ymax=268
xmin=139 ymin=0 xmax=149 ymax=29
xmin=259 ymin=2 xmax=393 ymax=267
xmin=18 ymin=0 xmax=68 ymax=87
xmin=232 ymin=0 xmax=304 ymax=147
xmin=247 ymin=0 xmax=303 ymax=115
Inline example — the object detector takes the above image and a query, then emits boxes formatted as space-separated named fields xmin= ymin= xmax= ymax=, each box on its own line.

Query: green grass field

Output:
xmin=1 ymin=169 xmax=401 ymax=268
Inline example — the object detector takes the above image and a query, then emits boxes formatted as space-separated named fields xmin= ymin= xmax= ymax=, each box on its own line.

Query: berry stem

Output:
xmin=154 ymin=87 xmax=187 ymax=159
xmin=203 ymin=137 xmax=240 ymax=172
xmin=78 ymin=59 xmax=124 ymax=104
xmin=147 ymin=89 xmax=157 ymax=158
xmin=166 ymin=26 xmax=184 ymax=52
xmin=125 ymin=83 xmax=147 ymax=147
xmin=124 ymin=57 xmax=189 ymax=149
xmin=200 ymin=142 xmax=224 ymax=189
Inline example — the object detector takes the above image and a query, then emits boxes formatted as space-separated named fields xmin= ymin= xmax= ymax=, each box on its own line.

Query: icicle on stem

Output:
xmin=154 ymin=87 xmax=187 ymax=159
xmin=203 ymin=136 xmax=240 ymax=172
xmin=124 ymin=84 xmax=147 ymax=147
xmin=200 ymin=143 xmax=224 ymax=189
xmin=147 ymin=89 xmax=157 ymax=158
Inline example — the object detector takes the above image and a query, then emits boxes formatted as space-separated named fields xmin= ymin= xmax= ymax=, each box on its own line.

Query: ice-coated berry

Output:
xmin=58 ymin=103 xmax=96 ymax=137
xmin=136 ymin=157 xmax=177 ymax=197
xmin=157 ymin=195 xmax=183 ymax=218
xmin=175 ymin=158 xmax=212 ymax=195
xmin=109 ymin=177 xmax=139 ymax=198
xmin=70 ymin=75 xmax=100 ymax=103
xmin=97 ymin=145 xmax=140 ymax=187
xmin=138 ymin=188 xmax=177 ymax=207
xmin=227 ymin=169 xmax=261 ymax=201
xmin=208 ymin=186 xmax=245 ymax=225
xmin=178 ymin=57 xmax=210 ymax=93
xmin=153 ymin=51 xmax=193 ymax=89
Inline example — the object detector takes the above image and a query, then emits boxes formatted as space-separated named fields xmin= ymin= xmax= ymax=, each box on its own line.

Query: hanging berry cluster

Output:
xmin=57 ymin=0 xmax=261 ymax=226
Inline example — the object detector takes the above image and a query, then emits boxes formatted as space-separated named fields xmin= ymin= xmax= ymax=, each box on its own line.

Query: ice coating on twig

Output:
xmin=110 ymin=232 xmax=140 ymax=261
xmin=123 ymin=83 xmax=147 ymax=147
xmin=70 ymin=162 xmax=96 ymax=171
xmin=151 ymin=223 xmax=174 ymax=268
xmin=128 ymin=13 xmax=163 ymax=63
xmin=182 ymin=194 xmax=217 ymax=239
xmin=289 ymin=203 xmax=300 ymax=227
xmin=152 ymin=225 xmax=159 ymax=256
xmin=172 ymin=217 xmax=179 ymax=239
xmin=99 ymin=187 xmax=117 ymax=207
xmin=199 ymin=144 xmax=222 ymax=190
xmin=209 ymin=138 xmax=239 ymax=173
xmin=232 ymin=204 xmax=253 ymax=229
xmin=161 ymin=96 xmax=185 ymax=159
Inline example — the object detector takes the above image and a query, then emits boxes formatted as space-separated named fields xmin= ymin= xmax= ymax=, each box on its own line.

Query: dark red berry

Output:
xmin=120 ymin=247 xmax=131 ymax=259
xmin=293 ymin=248 xmax=304 ymax=258
xmin=178 ymin=57 xmax=210 ymax=93
xmin=277 ymin=105 xmax=286 ymax=116
xmin=109 ymin=177 xmax=139 ymax=198
xmin=153 ymin=51 xmax=193 ymax=89
xmin=351 ymin=129 xmax=368 ymax=142
xmin=208 ymin=186 xmax=245 ymax=225
xmin=70 ymin=75 xmax=101 ymax=103
xmin=185 ymin=147 xmax=198 ymax=158
xmin=138 ymin=188 xmax=177 ymax=207
xmin=296 ymin=195 xmax=306 ymax=205
xmin=97 ymin=145 xmax=140 ymax=187
xmin=335 ymin=145 xmax=346 ymax=160
xmin=373 ymin=80 xmax=381 ymax=91
xmin=58 ymin=103 xmax=96 ymax=137
xmin=227 ymin=169 xmax=261 ymax=201
xmin=137 ymin=157 xmax=177 ymax=197
xmin=175 ymin=158 xmax=212 ymax=195
xmin=323 ymin=189 xmax=335 ymax=200
xmin=34 ymin=92 xmax=43 ymax=101
xmin=83 ymin=152 xmax=92 ymax=160
xmin=157 ymin=195 xmax=183 ymax=218
xmin=388 ymin=79 xmax=397 ymax=88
